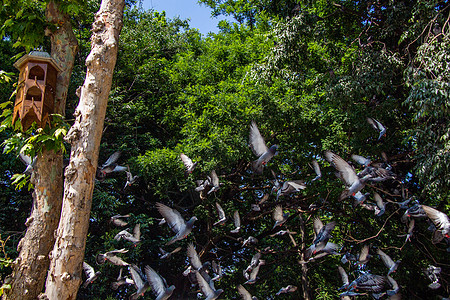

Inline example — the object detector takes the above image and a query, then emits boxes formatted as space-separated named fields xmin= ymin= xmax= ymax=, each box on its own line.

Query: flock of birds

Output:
xmin=28 ymin=118 xmax=447 ymax=299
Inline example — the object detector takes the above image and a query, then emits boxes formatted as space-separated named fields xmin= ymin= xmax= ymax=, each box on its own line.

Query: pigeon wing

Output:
xmin=180 ymin=153 xmax=194 ymax=169
xmin=237 ymin=284 xmax=252 ymax=300
xmin=233 ymin=210 xmax=241 ymax=228
xmin=156 ymin=202 xmax=185 ymax=234
xmin=313 ymin=218 xmax=324 ymax=236
xmin=144 ymin=265 xmax=165 ymax=296
xmin=133 ymin=223 xmax=141 ymax=241
xmin=83 ymin=262 xmax=96 ymax=279
xmin=338 ymin=266 xmax=349 ymax=285
xmin=195 ymin=271 xmax=214 ymax=298
xmin=324 ymin=151 xmax=359 ymax=186
xmin=273 ymin=205 xmax=284 ymax=222
xmin=249 ymin=121 xmax=268 ymax=156
xmin=376 ymin=249 xmax=394 ymax=269
xmin=187 ymin=243 xmax=203 ymax=270
xmin=102 ymin=151 xmax=121 ymax=168
xmin=215 ymin=202 xmax=226 ymax=220
xmin=129 ymin=264 xmax=145 ymax=290
xmin=422 ymin=205 xmax=450 ymax=231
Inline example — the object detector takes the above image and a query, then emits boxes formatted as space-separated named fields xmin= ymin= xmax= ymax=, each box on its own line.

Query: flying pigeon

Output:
xmin=110 ymin=214 xmax=130 ymax=227
xmin=272 ymin=205 xmax=289 ymax=229
xmin=367 ymin=117 xmax=386 ymax=140
xmin=195 ymin=270 xmax=224 ymax=300
xmin=111 ymin=268 xmax=134 ymax=290
xmin=347 ymin=272 xmax=387 ymax=293
xmin=338 ymin=266 xmax=349 ymax=290
xmin=244 ymin=262 xmax=262 ymax=285
xmin=324 ymin=151 xmax=370 ymax=200
xmin=180 ymin=153 xmax=198 ymax=175
xmin=185 ymin=243 xmax=210 ymax=276
xmin=276 ymin=285 xmax=297 ymax=295
xmin=351 ymin=154 xmax=372 ymax=167
xmin=114 ymin=223 xmax=141 ymax=245
xmin=249 ymin=121 xmax=278 ymax=174
xmin=305 ymin=218 xmax=336 ymax=258
xmin=401 ymin=202 xmax=427 ymax=222
xmin=213 ymin=202 xmax=227 ymax=226
xmin=373 ymin=192 xmax=386 ymax=217
xmin=124 ymin=167 xmax=139 ymax=189
xmin=300 ymin=242 xmax=340 ymax=263
xmin=156 ymin=202 xmax=197 ymax=245
xmin=310 ymin=159 xmax=322 ymax=182
xmin=159 ymin=246 xmax=182 ymax=259
xmin=425 ymin=265 xmax=441 ymax=289
xmin=195 ymin=177 xmax=212 ymax=192
xmin=230 ymin=210 xmax=241 ymax=233
xmin=207 ymin=170 xmax=221 ymax=194
xmin=19 ymin=152 xmax=36 ymax=175
xmin=241 ymin=236 xmax=258 ymax=247
xmin=96 ymin=249 xmax=129 ymax=266
xmin=270 ymin=230 xmax=297 ymax=237
xmin=82 ymin=261 xmax=101 ymax=288
xmin=144 ymin=265 xmax=176 ymax=300
xmin=129 ymin=264 xmax=150 ymax=300
xmin=245 ymin=253 xmax=265 ymax=274
xmin=96 ymin=151 xmax=127 ymax=180
xmin=211 ymin=260 xmax=223 ymax=281
xmin=422 ymin=205 xmax=450 ymax=240
xmin=237 ymin=284 xmax=257 ymax=300
xmin=276 ymin=180 xmax=306 ymax=200
xmin=251 ymin=194 xmax=269 ymax=212
xmin=386 ymin=275 xmax=400 ymax=296
xmin=357 ymin=245 xmax=371 ymax=266
xmin=376 ymin=249 xmax=400 ymax=275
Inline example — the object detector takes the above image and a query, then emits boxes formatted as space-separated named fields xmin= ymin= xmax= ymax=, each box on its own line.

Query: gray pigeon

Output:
xmin=237 ymin=284 xmax=257 ymax=300
xmin=276 ymin=285 xmax=297 ymax=295
xmin=129 ymin=264 xmax=150 ymax=300
xmin=82 ymin=261 xmax=101 ymax=288
xmin=184 ymin=243 xmax=209 ymax=275
xmin=111 ymin=268 xmax=134 ymax=290
xmin=338 ymin=266 xmax=349 ymax=290
xmin=96 ymin=248 xmax=129 ymax=266
xmin=96 ymin=151 xmax=127 ymax=180
xmin=156 ymin=202 xmax=197 ymax=245
xmin=159 ymin=246 xmax=182 ymax=260
xmin=230 ymin=210 xmax=241 ymax=233
xmin=305 ymin=218 xmax=336 ymax=258
xmin=347 ymin=272 xmax=387 ymax=293
xmin=249 ymin=121 xmax=278 ymax=174
xmin=144 ymin=265 xmax=175 ymax=300
xmin=272 ymin=205 xmax=289 ymax=229
xmin=241 ymin=236 xmax=258 ymax=247
xmin=386 ymin=275 xmax=400 ymax=296
xmin=276 ymin=180 xmax=306 ymax=200
xmin=195 ymin=176 xmax=212 ymax=192
xmin=207 ymin=170 xmax=221 ymax=194
xmin=110 ymin=214 xmax=130 ymax=227
xmin=211 ymin=260 xmax=223 ymax=281
xmin=180 ymin=153 xmax=198 ymax=175
xmin=243 ymin=262 xmax=263 ymax=285
xmin=376 ymin=249 xmax=400 ymax=275
xmin=401 ymin=202 xmax=427 ymax=222
xmin=310 ymin=159 xmax=322 ymax=182
xmin=425 ymin=265 xmax=441 ymax=289
xmin=367 ymin=117 xmax=386 ymax=140
xmin=213 ymin=202 xmax=227 ymax=226
xmin=357 ymin=245 xmax=371 ymax=266
xmin=114 ymin=223 xmax=141 ymax=246
xmin=195 ymin=270 xmax=224 ymax=300
xmin=373 ymin=192 xmax=386 ymax=217
xmin=19 ymin=152 xmax=36 ymax=175
xmin=124 ymin=167 xmax=139 ymax=189
xmin=351 ymin=154 xmax=372 ymax=167
xmin=422 ymin=205 xmax=450 ymax=241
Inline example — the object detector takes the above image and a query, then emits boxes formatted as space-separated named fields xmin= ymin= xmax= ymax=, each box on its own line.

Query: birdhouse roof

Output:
xmin=13 ymin=51 xmax=63 ymax=72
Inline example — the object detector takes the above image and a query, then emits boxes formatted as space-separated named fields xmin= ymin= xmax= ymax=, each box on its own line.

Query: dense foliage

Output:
xmin=1 ymin=0 xmax=449 ymax=299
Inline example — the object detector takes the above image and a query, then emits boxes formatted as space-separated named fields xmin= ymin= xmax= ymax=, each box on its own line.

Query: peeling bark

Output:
xmin=4 ymin=2 xmax=77 ymax=300
xmin=42 ymin=0 xmax=124 ymax=298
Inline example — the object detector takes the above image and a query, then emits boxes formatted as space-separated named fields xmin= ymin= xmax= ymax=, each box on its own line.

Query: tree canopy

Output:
xmin=0 ymin=0 xmax=449 ymax=299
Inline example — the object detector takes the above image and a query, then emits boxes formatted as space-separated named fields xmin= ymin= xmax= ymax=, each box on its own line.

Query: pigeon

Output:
xmin=305 ymin=218 xmax=336 ymax=257
xmin=276 ymin=285 xmax=297 ymax=295
xmin=353 ymin=191 xmax=369 ymax=206
xmin=159 ymin=246 xmax=182 ymax=259
xmin=124 ymin=167 xmax=139 ymax=189
xmin=82 ymin=261 xmax=101 ymax=288
xmin=144 ymin=265 xmax=175 ymax=300
xmin=241 ymin=236 xmax=258 ymax=247
xmin=114 ymin=223 xmax=141 ymax=245
xmin=96 ymin=151 xmax=127 ymax=180
xmin=230 ymin=210 xmax=241 ymax=233
xmin=19 ymin=152 xmax=36 ymax=175
xmin=386 ymin=275 xmax=400 ymax=296
xmin=111 ymin=268 xmax=134 ymax=290
xmin=245 ymin=253 xmax=264 ymax=274
xmin=244 ymin=262 xmax=262 ymax=284
xmin=211 ymin=260 xmax=223 ymax=281
xmin=195 ymin=177 xmax=212 ymax=192
xmin=237 ymin=284 xmax=257 ymax=300
xmin=425 ymin=265 xmax=441 ymax=289
xmin=252 ymin=194 xmax=269 ymax=212
xmin=401 ymin=202 xmax=427 ymax=222
xmin=156 ymin=202 xmax=197 ymax=245
xmin=195 ymin=270 xmax=224 ymax=300
xmin=180 ymin=153 xmax=197 ymax=175
xmin=422 ymin=205 xmax=450 ymax=240
xmin=373 ymin=192 xmax=386 ymax=217
xmin=367 ymin=117 xmax=386 ymax=140
xmin=129 ymin=264 xmax=150 ymax=300
xmin=351 ymin=154 xmax=372 ymax=167
xmin=376 ymin=249 xmax=400 ymax=275
xmin=213 ymin=202 xmax=227 ymax=226
xmin=185 ymin=243 xmax=210 ymax=275
xmin=272 ymin=205 xmax=289 ymax=229
xmin=310 ymin=159 xmax=322 ymax=182
xmin=357 ymin=245 xmax=371 ymax=266
xmin=207 ymin=170 xmax=221 ymax=194
xmin=110 ymin=214 xmax=130 ymax=227
xmin=249 ymin=121 xmax=278 ymax=174
xmin=387 ymin=198 xmax=412 ymax=209
xmin=402 ymin=219 xmax=415 ymax=242
xmin=338 ymin=266 xmax=349 ymax=290
xmin=300 ymin=242 xmax=340 ymax=263
xmin=96 ymin=249 xmax=129 ymax=266
xmin=341 ymin=252 xmax=357 ymax=264
xmin=324 ymin=151 xmax=370 ymax=200
xmin=276 ymin=180 xmax=306 ymax=200
xmin=348 ymin=273 xmax=387 ymax=293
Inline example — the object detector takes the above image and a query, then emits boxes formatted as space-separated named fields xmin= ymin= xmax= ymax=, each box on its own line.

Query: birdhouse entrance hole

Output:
xmin=28 ymin=65 xmax=45 ymax=81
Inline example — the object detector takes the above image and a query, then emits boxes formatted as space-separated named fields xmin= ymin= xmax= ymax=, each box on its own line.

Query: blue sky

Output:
xmin=142 ymin=0 xmax=234 ymax=35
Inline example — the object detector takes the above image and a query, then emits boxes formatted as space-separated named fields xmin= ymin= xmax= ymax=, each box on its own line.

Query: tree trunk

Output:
xmin=4 ymin=2 xmax=77 ymax=299
xmin=42 ymin=0 xmax=124 ymax=298
xmin=299 ymin=215 xmax=312 ymax=300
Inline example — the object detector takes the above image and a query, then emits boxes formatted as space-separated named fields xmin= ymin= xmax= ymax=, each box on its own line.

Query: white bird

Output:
xmin=129 ymin=264 xmax=150 ymax=300
xmin=124 ymin=167 xmax=139 ymax=189
xmin=82 ymin=261 xmax=101 ymax=288
xmin=213 ymin=202 xmax=227 ymax=226
xmin=144 ymin=265 xmax=175 ymax=300
xmin=249 ymin=121 xmax=278 ymax=174
xmin=230 ymin=210 xmax=241 ymax=233
xmin=180 ymin=153 xmax=197 ymax=175
xmin=367 ymin=117 xmax=386 ymax=140
xmin=156 ymin=202 xmax=197 ymax=245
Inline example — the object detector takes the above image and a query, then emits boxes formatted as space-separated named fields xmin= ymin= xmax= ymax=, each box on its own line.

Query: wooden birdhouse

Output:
xmin=12 ymin=51 xmax=62 ymax=130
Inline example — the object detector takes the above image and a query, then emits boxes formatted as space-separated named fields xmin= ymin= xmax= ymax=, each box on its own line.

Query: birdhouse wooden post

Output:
xmin=12 ymin=51 xmax=62 ymax=130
